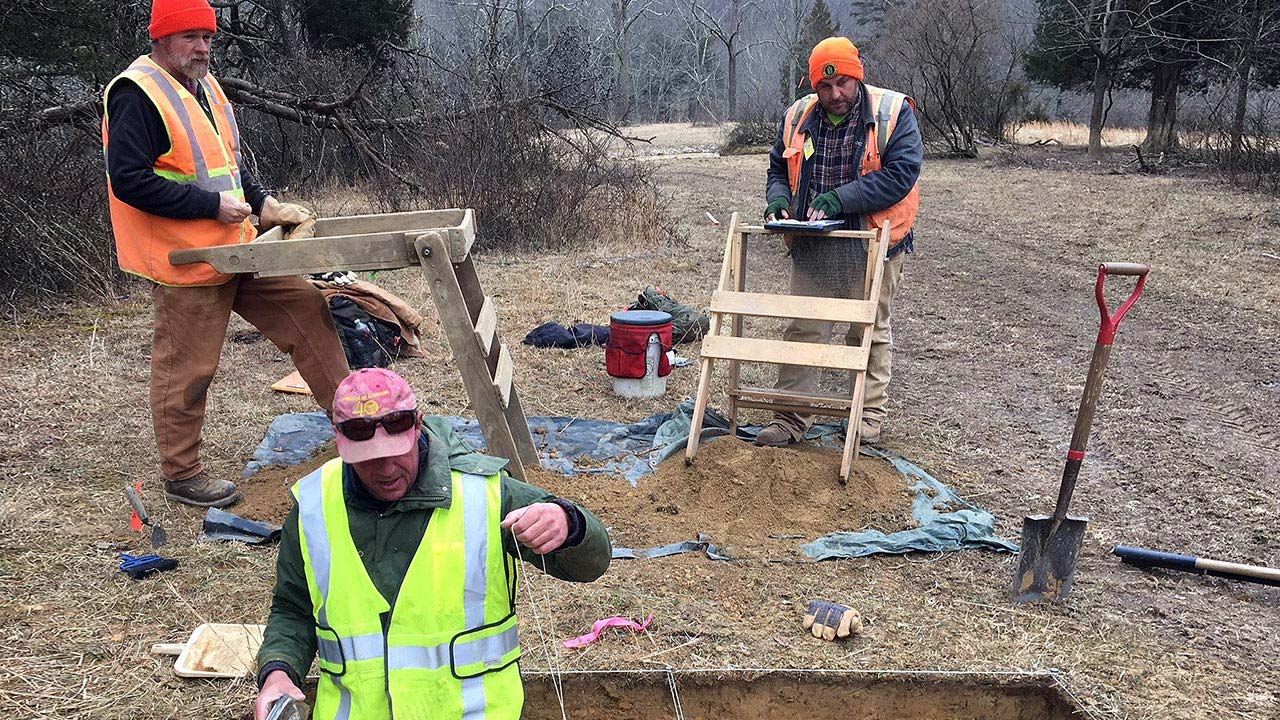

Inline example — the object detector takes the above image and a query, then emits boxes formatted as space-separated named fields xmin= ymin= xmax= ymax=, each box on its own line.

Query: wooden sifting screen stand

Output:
xmin=169 ymin=209 xmax=539 ymax=480
xmin=684 ymin=212 xmax=891 ymax=482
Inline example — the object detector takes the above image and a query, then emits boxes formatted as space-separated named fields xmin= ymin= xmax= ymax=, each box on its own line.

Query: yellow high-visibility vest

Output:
xmin=293 ymin=459 xmax=523 ymax=720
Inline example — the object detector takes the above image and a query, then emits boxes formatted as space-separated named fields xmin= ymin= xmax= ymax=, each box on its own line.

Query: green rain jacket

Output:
xmin=256 ymin=417 xmax=612 ymax=685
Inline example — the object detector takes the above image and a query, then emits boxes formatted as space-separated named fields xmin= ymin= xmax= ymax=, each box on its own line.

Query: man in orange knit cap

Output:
xmin=103 ymin=0 xmax=349 ymax=507
xmin=757 ymin=36 xmax=923 ymax=448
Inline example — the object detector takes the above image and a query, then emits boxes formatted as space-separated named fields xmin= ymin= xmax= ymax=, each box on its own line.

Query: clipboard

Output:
xmin=762 ymin=218 xmax=846 ymax=233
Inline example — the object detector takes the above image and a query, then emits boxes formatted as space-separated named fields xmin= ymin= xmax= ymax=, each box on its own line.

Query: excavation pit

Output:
xmin=522 ymin=669 xmax=1080 ymax=720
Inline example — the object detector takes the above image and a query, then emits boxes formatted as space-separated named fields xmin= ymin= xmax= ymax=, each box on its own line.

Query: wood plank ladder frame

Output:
xmin=683 ymin=212 xmax=891 ymax=482
xmin=169 ymin=209 xmax=538 ymax=480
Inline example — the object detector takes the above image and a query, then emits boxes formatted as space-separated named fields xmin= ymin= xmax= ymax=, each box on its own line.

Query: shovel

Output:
xmin=124 ymin=483 xmax=169 ymax=549
xmin=1012 ymin=262 xmax=1149 ymax=603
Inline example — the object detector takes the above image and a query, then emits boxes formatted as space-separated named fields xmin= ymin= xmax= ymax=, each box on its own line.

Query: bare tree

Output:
xmin=608 ymin=0 xmax=664 ymax=119
xmin=878 ymin=0 xmax=1030 ymax=156
xmin=774 ymin=0 xmax=815 ymax=105
xmin=1222 ymin=0 xmax=1280 ymax=160
xmin=686 ymin=0 xmax=762 ymax=118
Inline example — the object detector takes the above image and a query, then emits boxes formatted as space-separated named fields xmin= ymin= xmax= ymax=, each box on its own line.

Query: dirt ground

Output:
xmin=0 ymin=126 xmax=1277 ymax=719
xmin=529 ymin=439 xmax=914 ymax=559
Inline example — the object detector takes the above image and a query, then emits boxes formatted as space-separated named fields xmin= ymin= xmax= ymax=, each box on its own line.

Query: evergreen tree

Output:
xmin=295 ymin=0 xmax=414 ymax=52
xmin=779 ymin=0 xmax=840 ymax=105
xmin=0 ymin=1 xmax=145 ymax=85
xmin=1025 ymin=0 xmax=1149 ymax=157
xmin=1127 ymin=0 xmax=1213 ymax=153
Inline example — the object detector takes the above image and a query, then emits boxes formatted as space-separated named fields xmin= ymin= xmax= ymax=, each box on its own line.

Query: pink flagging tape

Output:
xmin=562 ymin=615 xmax=655 ymax=649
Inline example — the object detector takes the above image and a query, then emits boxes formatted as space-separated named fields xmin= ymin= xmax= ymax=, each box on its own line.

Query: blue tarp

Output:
xmin=799 ymin=448 xmax=1018 ymax=559
xmin=612 ymin=535 xmax=736 ymax=562
xmin=241 ymin=411 xmax=335 ymax=478
xmin=243 ymin=401 xmax=1017 ymax=559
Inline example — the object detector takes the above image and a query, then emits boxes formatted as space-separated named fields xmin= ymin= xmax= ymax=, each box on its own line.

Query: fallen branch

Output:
xmin=0 ymin=99 xmax=101 ymax=139
xmin=1132 ymin=144 xmax=1165 ymax=173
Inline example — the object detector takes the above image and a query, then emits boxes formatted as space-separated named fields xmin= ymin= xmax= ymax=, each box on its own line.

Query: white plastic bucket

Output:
xmin=613 ymin=331 xmax=669 ymax=398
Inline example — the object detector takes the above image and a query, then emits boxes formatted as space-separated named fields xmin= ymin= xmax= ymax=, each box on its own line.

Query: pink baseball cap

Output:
xmin=332 ymin=368 xmax=419 ymax=463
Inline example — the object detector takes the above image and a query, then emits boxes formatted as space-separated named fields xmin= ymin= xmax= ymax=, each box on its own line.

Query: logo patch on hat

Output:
xmin=342 ymin=390 xmax=390 ymax=416
xmin=823 ymin=62 xmax=837 ymax=78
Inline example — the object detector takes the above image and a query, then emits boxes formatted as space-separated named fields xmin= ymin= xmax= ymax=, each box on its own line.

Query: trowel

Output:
xmin=124 ymin=484 xmax=169 ymax=549
xmin=1012 ymin=262 xmax=1148 ymax=603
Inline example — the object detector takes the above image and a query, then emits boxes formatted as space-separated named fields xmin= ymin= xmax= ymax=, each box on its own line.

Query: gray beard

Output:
xmin=180 ymin=62 xmax=210 ymax=82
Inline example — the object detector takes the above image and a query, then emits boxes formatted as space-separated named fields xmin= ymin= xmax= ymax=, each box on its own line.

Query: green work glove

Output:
xmin=809 ymin=191 xmax=842 ymax=219
xmin=764 ymin=197 xmax=791 ymax=220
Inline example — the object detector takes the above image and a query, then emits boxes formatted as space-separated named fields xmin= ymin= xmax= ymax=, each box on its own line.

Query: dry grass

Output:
xmin=0 ymin=134 xmax=1276 ymax=719
xmin=608 ymin=122 xmax=734 ymax=157
xmin=1011 ymin=121 xmax=1150 ymax=148
xmin=1009 ymin=120 xmax=1277 ymax=158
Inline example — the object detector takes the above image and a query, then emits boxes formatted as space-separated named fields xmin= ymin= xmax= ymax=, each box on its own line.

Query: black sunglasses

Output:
xmin=336 ymin=409 xmax=418 ymax=441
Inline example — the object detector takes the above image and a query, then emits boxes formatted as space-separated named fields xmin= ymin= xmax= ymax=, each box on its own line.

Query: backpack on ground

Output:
xmin=328 ymin=296 xmax=403 ymax=369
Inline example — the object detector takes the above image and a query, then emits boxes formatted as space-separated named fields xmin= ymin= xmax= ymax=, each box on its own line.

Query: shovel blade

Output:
xmin=150 ymin=524 xmax=169 ymax=549
xmin=1011 ymin=514 xmax=1088 ymax=603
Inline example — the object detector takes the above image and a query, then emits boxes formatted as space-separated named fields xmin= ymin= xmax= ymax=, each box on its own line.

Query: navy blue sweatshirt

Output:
xmin=105 ymin=77 xmax=268 ymax=219
xmin=766 ymin=81 xmax=923 ymax=257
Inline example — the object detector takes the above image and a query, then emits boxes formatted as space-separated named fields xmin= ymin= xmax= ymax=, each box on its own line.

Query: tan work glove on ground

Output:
xmin=803 ymin=600 xmax=864 ymax=641
xmin=260 ymin=196 xmax=314 ymax=230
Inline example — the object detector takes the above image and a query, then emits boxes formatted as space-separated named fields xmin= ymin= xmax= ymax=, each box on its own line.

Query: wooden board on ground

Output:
xmin=151 ymin=623 xmax=265 ymax=679
xmin=271 ymin=370 xmax=311 ymax=395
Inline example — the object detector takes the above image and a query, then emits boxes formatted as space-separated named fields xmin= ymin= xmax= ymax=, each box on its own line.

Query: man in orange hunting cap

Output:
xmin=102 ymin=0 xmax=349 ymax=508
xmin=759 ymin=37 xmax=923 ymax=448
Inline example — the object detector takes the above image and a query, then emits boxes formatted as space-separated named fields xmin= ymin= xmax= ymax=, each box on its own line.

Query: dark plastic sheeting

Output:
xmin=243 ymin=401 xmax=1017 ymax=559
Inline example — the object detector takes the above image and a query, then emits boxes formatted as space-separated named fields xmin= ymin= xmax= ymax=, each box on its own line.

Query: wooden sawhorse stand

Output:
xmin=170 ymin=209 xmax=539 ymax=480
xmin=683 ymin=212 xmax=890 ymax=482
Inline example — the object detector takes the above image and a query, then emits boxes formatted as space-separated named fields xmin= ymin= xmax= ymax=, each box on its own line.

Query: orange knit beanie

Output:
xmin=149 ymin=0 xmax=217 ymax=40
xmin=809 ymin=37 xmax=864 ymax=87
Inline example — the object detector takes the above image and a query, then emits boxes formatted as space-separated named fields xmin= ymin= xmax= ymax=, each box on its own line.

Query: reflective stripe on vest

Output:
xmin=780 ymin=84 xmax=920 ymax=245
xmin=102 ymin=55 xmax=256 ymax=286
xmin=293 ymin=460 xmax=523 ymax=720
xmin=130 ymin=65 xmax=240 ymax=193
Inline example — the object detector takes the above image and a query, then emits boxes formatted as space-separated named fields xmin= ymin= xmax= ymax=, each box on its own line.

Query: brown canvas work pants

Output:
xmin=771 ymin=239 xmax=906 ymax=440
xmin=151 ymin=275 xmax=350 ymax=482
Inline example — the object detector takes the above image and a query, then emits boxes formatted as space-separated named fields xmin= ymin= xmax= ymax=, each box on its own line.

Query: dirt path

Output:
xmin=0 ymin=140 xmax=1275 ymax=718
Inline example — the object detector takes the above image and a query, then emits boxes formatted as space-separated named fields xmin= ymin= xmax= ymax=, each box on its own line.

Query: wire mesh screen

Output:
xmin=710 ymin=229 xmax=875 ymax=424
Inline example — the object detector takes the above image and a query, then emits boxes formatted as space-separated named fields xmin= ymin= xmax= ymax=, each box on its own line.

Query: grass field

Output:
xmin=0 ymin=125 xmax=1276 ymax=719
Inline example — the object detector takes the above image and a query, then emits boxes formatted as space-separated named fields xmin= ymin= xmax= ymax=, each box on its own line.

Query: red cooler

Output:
xmin=606 ymin=310 xmax=673 ymax=397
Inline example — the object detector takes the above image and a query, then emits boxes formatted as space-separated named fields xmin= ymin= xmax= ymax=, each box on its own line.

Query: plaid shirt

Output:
xmin=807 ymin=102 xmax=865 ymax=205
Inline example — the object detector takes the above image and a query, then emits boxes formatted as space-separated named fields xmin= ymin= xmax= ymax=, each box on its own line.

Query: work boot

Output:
xmin=754 ymin=422 xmax=795 ymax=447
xmin=164 ymin=473 xmax=243 ymax=508
xmin=859 ymin=418 xmax=883 ymax=446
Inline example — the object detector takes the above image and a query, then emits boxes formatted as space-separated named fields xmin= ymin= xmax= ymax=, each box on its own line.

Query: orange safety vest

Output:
xmin=102 ymin=56 xmax=256 ymax=286
xmin=781 ymin=84 xmax=920 ymax=246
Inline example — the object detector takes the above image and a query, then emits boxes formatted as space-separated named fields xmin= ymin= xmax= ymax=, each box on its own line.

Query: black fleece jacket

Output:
xmin=105 ymin=77 xmax=268 ymax=219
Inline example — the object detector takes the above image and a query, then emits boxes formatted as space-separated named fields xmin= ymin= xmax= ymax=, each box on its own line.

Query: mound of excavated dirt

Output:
xmin=529 ymin=438 xmax=914 ymax=557
xmin=234 ymin=443 xmax=337 ymax=524
xmin=230 ymin=438 xmax=915 ymax=557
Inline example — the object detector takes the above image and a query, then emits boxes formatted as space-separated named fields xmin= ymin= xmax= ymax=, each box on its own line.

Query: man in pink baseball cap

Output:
xmin=331 ymin=368 xmax=420 ymax=457
xmin=254 ymin=368 xmax=612 ymax=719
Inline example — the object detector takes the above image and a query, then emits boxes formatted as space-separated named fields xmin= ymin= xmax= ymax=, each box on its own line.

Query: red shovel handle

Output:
xmin=1050 ymin=261 xmax=1150 ymax=522
xmin=1095 ymin=262 xmax=1149 ymax=345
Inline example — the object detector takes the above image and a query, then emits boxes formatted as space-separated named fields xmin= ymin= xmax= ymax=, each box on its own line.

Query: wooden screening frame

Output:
xmin=684 ymin=213 xmax=890 ymax=482
xmin=169 ymin=209 xmax=538 ymax=480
